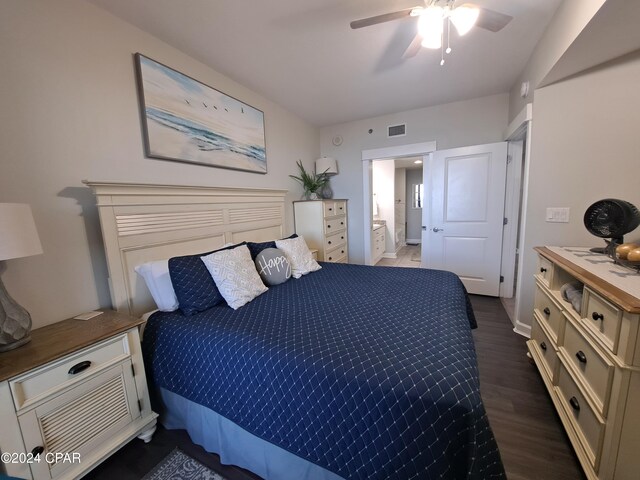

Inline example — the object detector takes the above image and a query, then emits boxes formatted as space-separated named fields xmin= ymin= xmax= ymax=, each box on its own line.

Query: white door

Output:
xmin=421 ymin=142 xmax=508 ymax=296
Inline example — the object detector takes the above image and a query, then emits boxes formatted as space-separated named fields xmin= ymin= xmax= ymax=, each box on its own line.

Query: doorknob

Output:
xmin=432 ymin=227 xmax=444 ymax=232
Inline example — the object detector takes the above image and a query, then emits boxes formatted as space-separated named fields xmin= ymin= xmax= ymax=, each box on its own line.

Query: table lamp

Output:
xmin=0 ymin=203 xmax=43 ymax=352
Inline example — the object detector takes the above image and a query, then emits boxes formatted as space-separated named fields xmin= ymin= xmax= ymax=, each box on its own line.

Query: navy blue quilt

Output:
xmin=143 ymin=263 xmax=505 ymax=479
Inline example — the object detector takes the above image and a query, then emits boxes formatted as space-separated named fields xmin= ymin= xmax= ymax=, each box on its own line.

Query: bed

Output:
xmin=86 ymin=181 xmax=505 ymax=480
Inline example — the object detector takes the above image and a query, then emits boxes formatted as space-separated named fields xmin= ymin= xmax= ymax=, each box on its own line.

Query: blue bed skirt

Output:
xmin=158 ymin=387 xmax=344 ymax=480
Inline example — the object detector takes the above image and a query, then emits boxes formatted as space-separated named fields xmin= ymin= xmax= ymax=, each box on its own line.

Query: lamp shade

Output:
xmin=0 ymin=203 xmax=43 ymax=261
xmin=451 ymin=4 xmax=479 ymax=36
xmin=315 ymin=157 xmax=338 ymax=176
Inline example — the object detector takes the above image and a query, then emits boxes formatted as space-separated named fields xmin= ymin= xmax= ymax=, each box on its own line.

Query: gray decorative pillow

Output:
xmin=255 ymin=248 xmax=291 ymax=286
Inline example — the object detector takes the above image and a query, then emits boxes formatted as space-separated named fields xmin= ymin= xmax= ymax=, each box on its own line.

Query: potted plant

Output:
xmin=289 ymin=160 xmax=329 ymax=200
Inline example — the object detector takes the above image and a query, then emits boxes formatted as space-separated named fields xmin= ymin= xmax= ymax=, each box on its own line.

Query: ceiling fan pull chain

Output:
xmin=440 ymin=21 xmax=445 ymax=66
xmin=446 ymin=17 xmax=452 ymax=54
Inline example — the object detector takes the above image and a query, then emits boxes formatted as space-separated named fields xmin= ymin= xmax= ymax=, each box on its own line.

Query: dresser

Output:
xmin=0 ymin=311 xmax=157 ymax=480
xmin=293 ymin=199 xmax=348 ymax=263
xmin=528 ymin=247 xmax=640 ymax=480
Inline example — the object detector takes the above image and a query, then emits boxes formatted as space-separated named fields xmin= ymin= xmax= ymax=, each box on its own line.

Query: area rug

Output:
xmin=142 ymin=449 xmax=227 ymax=480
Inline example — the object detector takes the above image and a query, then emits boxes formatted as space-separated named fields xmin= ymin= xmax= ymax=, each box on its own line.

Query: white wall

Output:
xmin=516 ymin=51 xmax=640 ymax=330
xmin=508 ymin=0 xmax=606 ymax=121
xmin=320 ymin=93 xmax=509 ymax=264
xmin=405 ymin=169 xmax=424 ymax=242
xmin=0 ymin=0 xmax=319 ymax=329
xmin=394 ymin=167 xmax=406 ymax=249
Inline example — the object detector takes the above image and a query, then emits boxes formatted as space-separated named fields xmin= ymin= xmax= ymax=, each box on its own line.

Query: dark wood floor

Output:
xmin=87 ymin=296 xmax=585 ymax=480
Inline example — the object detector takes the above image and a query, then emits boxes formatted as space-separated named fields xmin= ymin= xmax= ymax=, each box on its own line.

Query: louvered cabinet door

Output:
xmin=17 ymin=361 xmax=139 ymax=479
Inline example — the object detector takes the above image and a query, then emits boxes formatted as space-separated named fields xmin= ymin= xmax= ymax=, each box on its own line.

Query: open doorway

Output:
xmin=361 ymin=141 xmax=436 ymax=266
xmin=372 ymin=157 xmax=423 ymax=268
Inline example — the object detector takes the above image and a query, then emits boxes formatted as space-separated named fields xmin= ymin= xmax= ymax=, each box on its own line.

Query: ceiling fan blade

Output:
xmin=402 ymin=34 xmax=423 ymax=59
xmin=350 ymin=8 xmax=415 ymax=29
xmin=475 ymin=7 xmax=513 ymax=32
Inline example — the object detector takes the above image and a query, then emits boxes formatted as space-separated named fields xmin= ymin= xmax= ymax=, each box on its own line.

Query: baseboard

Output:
xmin=513 ymin=319 xmax=531 ymax=338
xmin=382 ymin=252 xmax=397 ymax=259
xmin=406 ymin=238 xmax=421 ymax=244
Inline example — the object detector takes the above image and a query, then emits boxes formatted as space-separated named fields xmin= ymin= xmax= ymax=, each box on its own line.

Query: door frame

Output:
xmin=362 ymin=142 xmax=436 ymax=265
xmin=504 ymin=103 xmax=533 ymax=337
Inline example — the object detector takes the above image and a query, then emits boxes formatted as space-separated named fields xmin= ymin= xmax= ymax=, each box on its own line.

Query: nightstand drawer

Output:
xmin=561 ymin=320 xmax=614 ymax=416
xmin=325 ymin=231 xmax=346 ymax=251
xmin=557 ymin=363 xmax=605 ymax=469
xmin=534 ymin=286 xmax=565 ymax=344
xmin=324 ymin=216 xmax=346 ymax=234
xmin=582 ymin=287 xmax=622 ymax=353
xmin=10 ymin=333 xmax=131 ymax=411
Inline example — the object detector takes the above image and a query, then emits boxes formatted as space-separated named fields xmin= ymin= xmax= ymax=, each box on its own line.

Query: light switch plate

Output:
xmin=546 ymin=207 xmax=570 ymax=223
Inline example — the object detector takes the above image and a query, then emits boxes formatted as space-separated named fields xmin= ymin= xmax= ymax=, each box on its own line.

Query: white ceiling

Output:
xmin=86 ymin=0 xmax=563 ymax=127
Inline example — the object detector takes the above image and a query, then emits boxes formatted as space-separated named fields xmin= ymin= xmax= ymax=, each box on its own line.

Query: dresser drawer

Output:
xmin=561 ymin=320 xmax=614 ymax=416
xmin=557 ymin=363 xmax=605 ymax=469
xmin=324 ymin=216 xmax=346 ymax=234
xmin=10 ymin=333 xmax=131 ymax=411
xmin=534 ymin=286 xmax=565 ymax=344
xmin=325 ymin=245 xmax=347 ymax=263
xmin=325 ymin=231 xmax=347 ymax=251
xmin=531 ymin=316 xmax=559 ymax=383
xmin=582 ymin=287 xmax=622 ymax=353
xmin=323 ymin=201 xmax=346 ymax=218
xmin=537 ymin=255 xmax=553 ymax=286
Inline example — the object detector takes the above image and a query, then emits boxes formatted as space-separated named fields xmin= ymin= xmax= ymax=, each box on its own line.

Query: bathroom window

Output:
xmin=412 ymin=184 xmax=423 ymax=209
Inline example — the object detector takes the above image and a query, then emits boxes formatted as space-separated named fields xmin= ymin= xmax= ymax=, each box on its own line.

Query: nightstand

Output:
xmin=0 ymin=310 xmax=157 ymax=480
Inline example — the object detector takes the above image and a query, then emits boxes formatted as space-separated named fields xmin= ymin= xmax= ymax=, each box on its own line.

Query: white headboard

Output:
xmin=84 ymin=181 xmax=287 ymax=316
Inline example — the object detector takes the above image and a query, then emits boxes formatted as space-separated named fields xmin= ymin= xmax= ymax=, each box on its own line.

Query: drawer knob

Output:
xmin=340 ymin=222 xmax=344 ymax=225
xmin=341 ymin=236 xmax=344 ymax=240
xmin=543 ymin=307 xmax=551 ymax=316
xmin=327 ymin=225 xmax=331 ymax=228
xmin=592 ymin=311 xmax=604 ymax=321
xmin=341 ymin=250 xmax=344 ymax=254
xmin=569 ymin=396 xmax=580 ymax=412
xmin=540 ymin=341 xmax=547 ymax=351
xmin=540 ymin=267 xmax=547 ymax=273
xmin=31 ymin=446 xmax=45 ymax=457
xmin=328 ymin=257 xmax=332 ymax=261
xmin=328 ymin=241 xmax=332 ymax=244
xmin=576 ymin=351 xmax=587 ymax=364
xmin=68 ymin=360 xmax=92 ymax=375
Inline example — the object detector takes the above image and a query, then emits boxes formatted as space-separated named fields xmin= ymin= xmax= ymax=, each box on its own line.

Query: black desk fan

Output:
xmin=584 ymin=199 xmax=640 ymax=254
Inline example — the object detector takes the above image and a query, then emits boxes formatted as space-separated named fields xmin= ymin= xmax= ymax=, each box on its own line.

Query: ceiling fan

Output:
xmin=350 ymin=0 xmax=513 ymax=64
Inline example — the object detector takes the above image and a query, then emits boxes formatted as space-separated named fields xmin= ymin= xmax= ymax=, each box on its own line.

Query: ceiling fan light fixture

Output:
xmin=418 ymin=6 xmax=443 ymax=49
xmin=450 ymin=4 xmax=479 ymax=36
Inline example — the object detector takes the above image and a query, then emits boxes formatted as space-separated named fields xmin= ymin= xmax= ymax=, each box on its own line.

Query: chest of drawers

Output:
xmin=528 ymin=247 xmax=640 ymax=480
xmin=0 ymin=311 xmax=157 ymax=480
xmin=293 ymin=199 xmax=348 ymax=263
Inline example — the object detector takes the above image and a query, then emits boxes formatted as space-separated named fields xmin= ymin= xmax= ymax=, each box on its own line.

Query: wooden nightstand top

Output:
xmin=0 ymin=310 xmax=144 ymax=382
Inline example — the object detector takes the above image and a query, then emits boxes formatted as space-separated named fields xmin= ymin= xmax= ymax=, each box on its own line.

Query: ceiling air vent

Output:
xmin=387 ymin=124 xmax=406 ymax=138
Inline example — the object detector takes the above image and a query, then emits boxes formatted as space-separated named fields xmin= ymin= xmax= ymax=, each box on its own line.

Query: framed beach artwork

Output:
xmin=134 ymin=53 xmax=267 ymax=174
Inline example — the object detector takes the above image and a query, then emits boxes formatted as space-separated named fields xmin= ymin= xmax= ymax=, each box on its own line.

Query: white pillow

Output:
xmin=275 ymin=236 xmax=321 ymax=279
xmin=134 ymin=261 xmax=179 ymax=312
xmin=200 ymin=244 xmax=268 ymax=310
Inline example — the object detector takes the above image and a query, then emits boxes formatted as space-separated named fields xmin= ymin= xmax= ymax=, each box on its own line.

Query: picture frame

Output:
xmin=134 ymin=53 xmax=267 ymax=174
